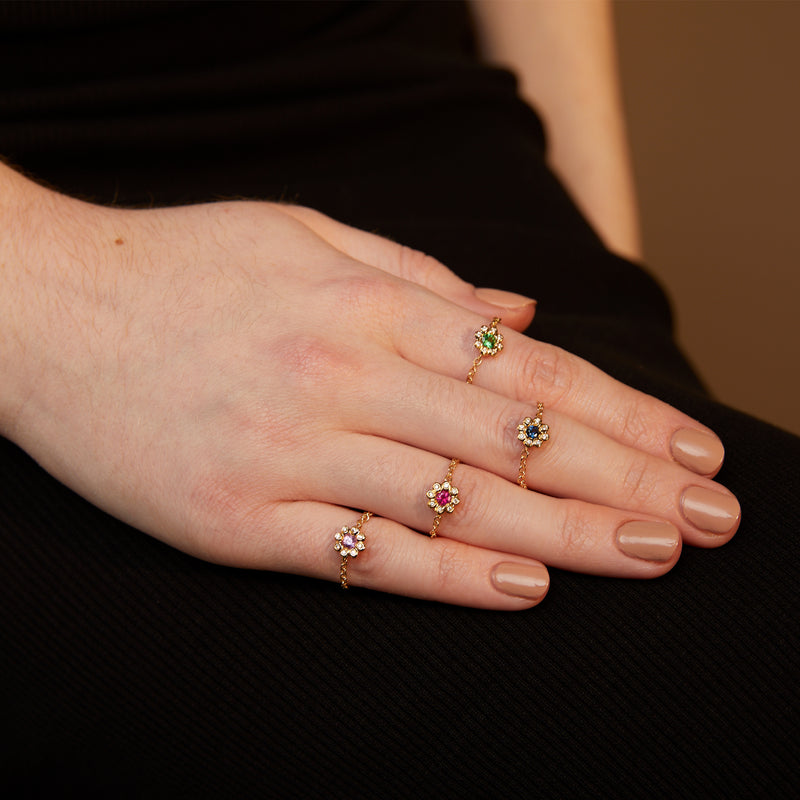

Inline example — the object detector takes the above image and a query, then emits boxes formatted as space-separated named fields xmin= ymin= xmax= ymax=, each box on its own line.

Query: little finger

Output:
xmin=268 ymin=501 xmax=551 ymax=610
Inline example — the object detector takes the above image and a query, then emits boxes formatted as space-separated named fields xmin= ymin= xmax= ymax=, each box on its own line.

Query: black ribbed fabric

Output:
xmin=1 ymin=2 xmax=797 ymax=797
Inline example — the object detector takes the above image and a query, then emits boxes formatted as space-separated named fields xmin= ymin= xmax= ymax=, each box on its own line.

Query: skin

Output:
xmin=470 ymin=0 xmax=642 ymax=260
xmin=0 ymin=166 xmax=739 ymax=609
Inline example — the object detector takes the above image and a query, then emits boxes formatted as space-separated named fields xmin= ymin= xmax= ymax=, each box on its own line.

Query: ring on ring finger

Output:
xmin=426 ymin=458 xmax=460 ymax=538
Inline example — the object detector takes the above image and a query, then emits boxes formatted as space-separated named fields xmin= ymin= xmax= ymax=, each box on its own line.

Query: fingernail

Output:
xmin=475 ymin=287 xmax=536 ymax=310
xmin=681 ymin=486 xmax=741 ymax=534
xmin=616 ymin=520 xmax=680 ymax=562
xmin=491 ymin=562 xmax=549 ymax=600
xmin=670 ymin=428 xmax=725 ymax=474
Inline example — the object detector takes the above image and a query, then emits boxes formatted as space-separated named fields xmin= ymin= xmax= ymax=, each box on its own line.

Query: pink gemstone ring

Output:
xmin=426 ymin=458 xmax=461 ymax=537
xmin=426 ymin=481 xmax=459 ymax=515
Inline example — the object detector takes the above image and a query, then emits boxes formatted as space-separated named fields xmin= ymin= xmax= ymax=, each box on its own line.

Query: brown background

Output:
xmin=613 ymin=0 xmax=800 ymax=436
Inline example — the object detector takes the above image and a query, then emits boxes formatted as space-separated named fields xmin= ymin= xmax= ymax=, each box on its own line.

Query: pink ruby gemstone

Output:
xmin=435 ymin=489 xmax=451 ymax=507
xmin=342 ymin=532 xmax=357 ymax=549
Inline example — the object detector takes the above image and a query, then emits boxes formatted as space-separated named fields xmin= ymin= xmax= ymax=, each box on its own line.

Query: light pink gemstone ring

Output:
xmin=334 ymin=511 xmax=372 ymax=588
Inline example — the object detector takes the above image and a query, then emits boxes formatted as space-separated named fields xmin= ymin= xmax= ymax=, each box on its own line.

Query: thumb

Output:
xmin=275 ymin=203 xmax=536 ymax=331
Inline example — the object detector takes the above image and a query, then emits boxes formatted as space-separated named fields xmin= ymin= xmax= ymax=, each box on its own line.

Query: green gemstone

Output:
xmin=482 ymin=333 xmax=496 ymax=348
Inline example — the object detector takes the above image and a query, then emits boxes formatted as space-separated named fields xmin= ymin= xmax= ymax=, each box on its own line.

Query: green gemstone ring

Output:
xmin=474 ymin=318 xmax=503 ymax=357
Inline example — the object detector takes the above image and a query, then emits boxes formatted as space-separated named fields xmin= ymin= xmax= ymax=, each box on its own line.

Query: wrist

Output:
xmin=0 ymin=165 xmax=48 ymax=437
xmin=0 ymin=165 xmax=115 ymax=441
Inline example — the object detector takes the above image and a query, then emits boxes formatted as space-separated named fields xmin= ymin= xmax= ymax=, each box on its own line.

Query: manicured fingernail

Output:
xmin=616 ymin=520 xmax=680 ymax=562
xmin=475 ymin=287 xmax=536 ymax=310
xmin=670 ymin=428 xmax=725 ymax=474
xmin=491 ymin=562 xmax=549 ymax=600
xmin=681 ymin=486 xmax=741 ymax=534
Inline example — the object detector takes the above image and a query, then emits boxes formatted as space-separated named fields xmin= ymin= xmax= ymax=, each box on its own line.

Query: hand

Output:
xmin=1 ymin=181 xmax=739 ymax=609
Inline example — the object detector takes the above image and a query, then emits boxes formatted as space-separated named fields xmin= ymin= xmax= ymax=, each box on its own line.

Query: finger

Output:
xmin=308 ymin=434 xmax=683 ymax=576
xmin=247 ymin=501 xmax=551 ymax=610
xmin=386 ymin=293 xmax=726 ymax=477
xmin=330 ymin=361 xmax=739 ymax=547
xmin=274 ymin=202 xmax=537 ymax=331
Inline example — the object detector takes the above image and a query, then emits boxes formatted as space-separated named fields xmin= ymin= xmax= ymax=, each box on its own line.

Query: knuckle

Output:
xmin=617 ymin=400 xmax=652 ymax=450
xmin=620 ymin=453 xmax=660 ymax=507
xmin=556 ymin=503 xmax=596 ymax=556
xmin=433 ymin=541 xmax=473 ymax=593
xmin=396 ymin=244 xmax=443 ymax=283
xmin=328 ymin=271 xmax=403 ymax=318
xmin=322 ymin=270 xmax=408 ymax=338
xmin=521 ymin=343 xmax=575 ymax=406
xmin=276 ymin=332 xmax=363 ymax=393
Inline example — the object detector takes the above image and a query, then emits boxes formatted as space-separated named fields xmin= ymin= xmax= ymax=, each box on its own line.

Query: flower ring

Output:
xmin=426 ymin=481 xmax=460 ymax=514
xmin=517 ymin=415 xmax=549 ymax=448
xmin=426 ymin=458 xmax=461 ymax=537
xmin=333 ymin=511 xmax=371 ymax=588
xmin=474 ymin=319 xmax=504 ymax=357
xmin=517 ymin=403 xmax=549 ymax=489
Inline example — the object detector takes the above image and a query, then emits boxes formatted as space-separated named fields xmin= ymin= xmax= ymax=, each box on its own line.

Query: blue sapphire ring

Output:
xmin=517 ymin=403 xmax=549 ymax=489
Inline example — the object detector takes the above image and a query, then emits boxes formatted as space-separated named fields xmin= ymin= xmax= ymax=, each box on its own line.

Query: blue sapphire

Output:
xmin=526 ymin=424 xmax=540 ymax=439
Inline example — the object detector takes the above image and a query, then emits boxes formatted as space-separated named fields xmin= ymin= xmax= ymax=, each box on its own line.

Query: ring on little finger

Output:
xmin=517 ymin=403 xmax=549 ymax=489
xmin=334 ymin=511 xmax=372 ymax=588
xmin=467 ymin=317 xmax=503 ymax=384
xmin=426 ymin=458 xmax=460 ymax=538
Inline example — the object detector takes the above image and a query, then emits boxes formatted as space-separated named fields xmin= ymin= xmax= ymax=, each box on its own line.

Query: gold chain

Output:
xmin=339 ymin=511 xmax=372 ymax=589
xmin=465 ymin=354 xmax=483 ymax=385
xmin=518 ymin=402 xmax=544 ymax=490
xmin=518 ymin=448 xmax=529 ymax=491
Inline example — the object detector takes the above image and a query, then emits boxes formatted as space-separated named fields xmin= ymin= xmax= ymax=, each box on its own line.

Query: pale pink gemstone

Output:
xmin=342 ymin=532 xmax=357 ymax=549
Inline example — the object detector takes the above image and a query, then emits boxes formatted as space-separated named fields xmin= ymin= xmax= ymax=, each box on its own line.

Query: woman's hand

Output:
xmin=0 ymin=172 xmax=739 ymax=609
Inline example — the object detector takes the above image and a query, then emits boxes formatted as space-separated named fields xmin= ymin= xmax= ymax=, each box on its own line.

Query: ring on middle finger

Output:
xmin=517 ymin=403 xmax=549 ymax=489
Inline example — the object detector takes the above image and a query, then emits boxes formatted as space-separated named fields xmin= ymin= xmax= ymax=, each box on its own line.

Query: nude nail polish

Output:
xmin=475 ymin=287 xmax=536 ymax=310
xmin=670 ymin=428 xmax=725 ymax=474
xmin=681 ymin=486 xmax=741 ymax=534
xmin=616 ymin=521 xmax=680 ymax=562
xmin=491 ymin=562 xmax=549 ymax=600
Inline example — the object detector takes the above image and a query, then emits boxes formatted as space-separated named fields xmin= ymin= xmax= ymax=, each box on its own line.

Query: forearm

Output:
xmin=470 ymin=0 xmax=641 ymax=260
